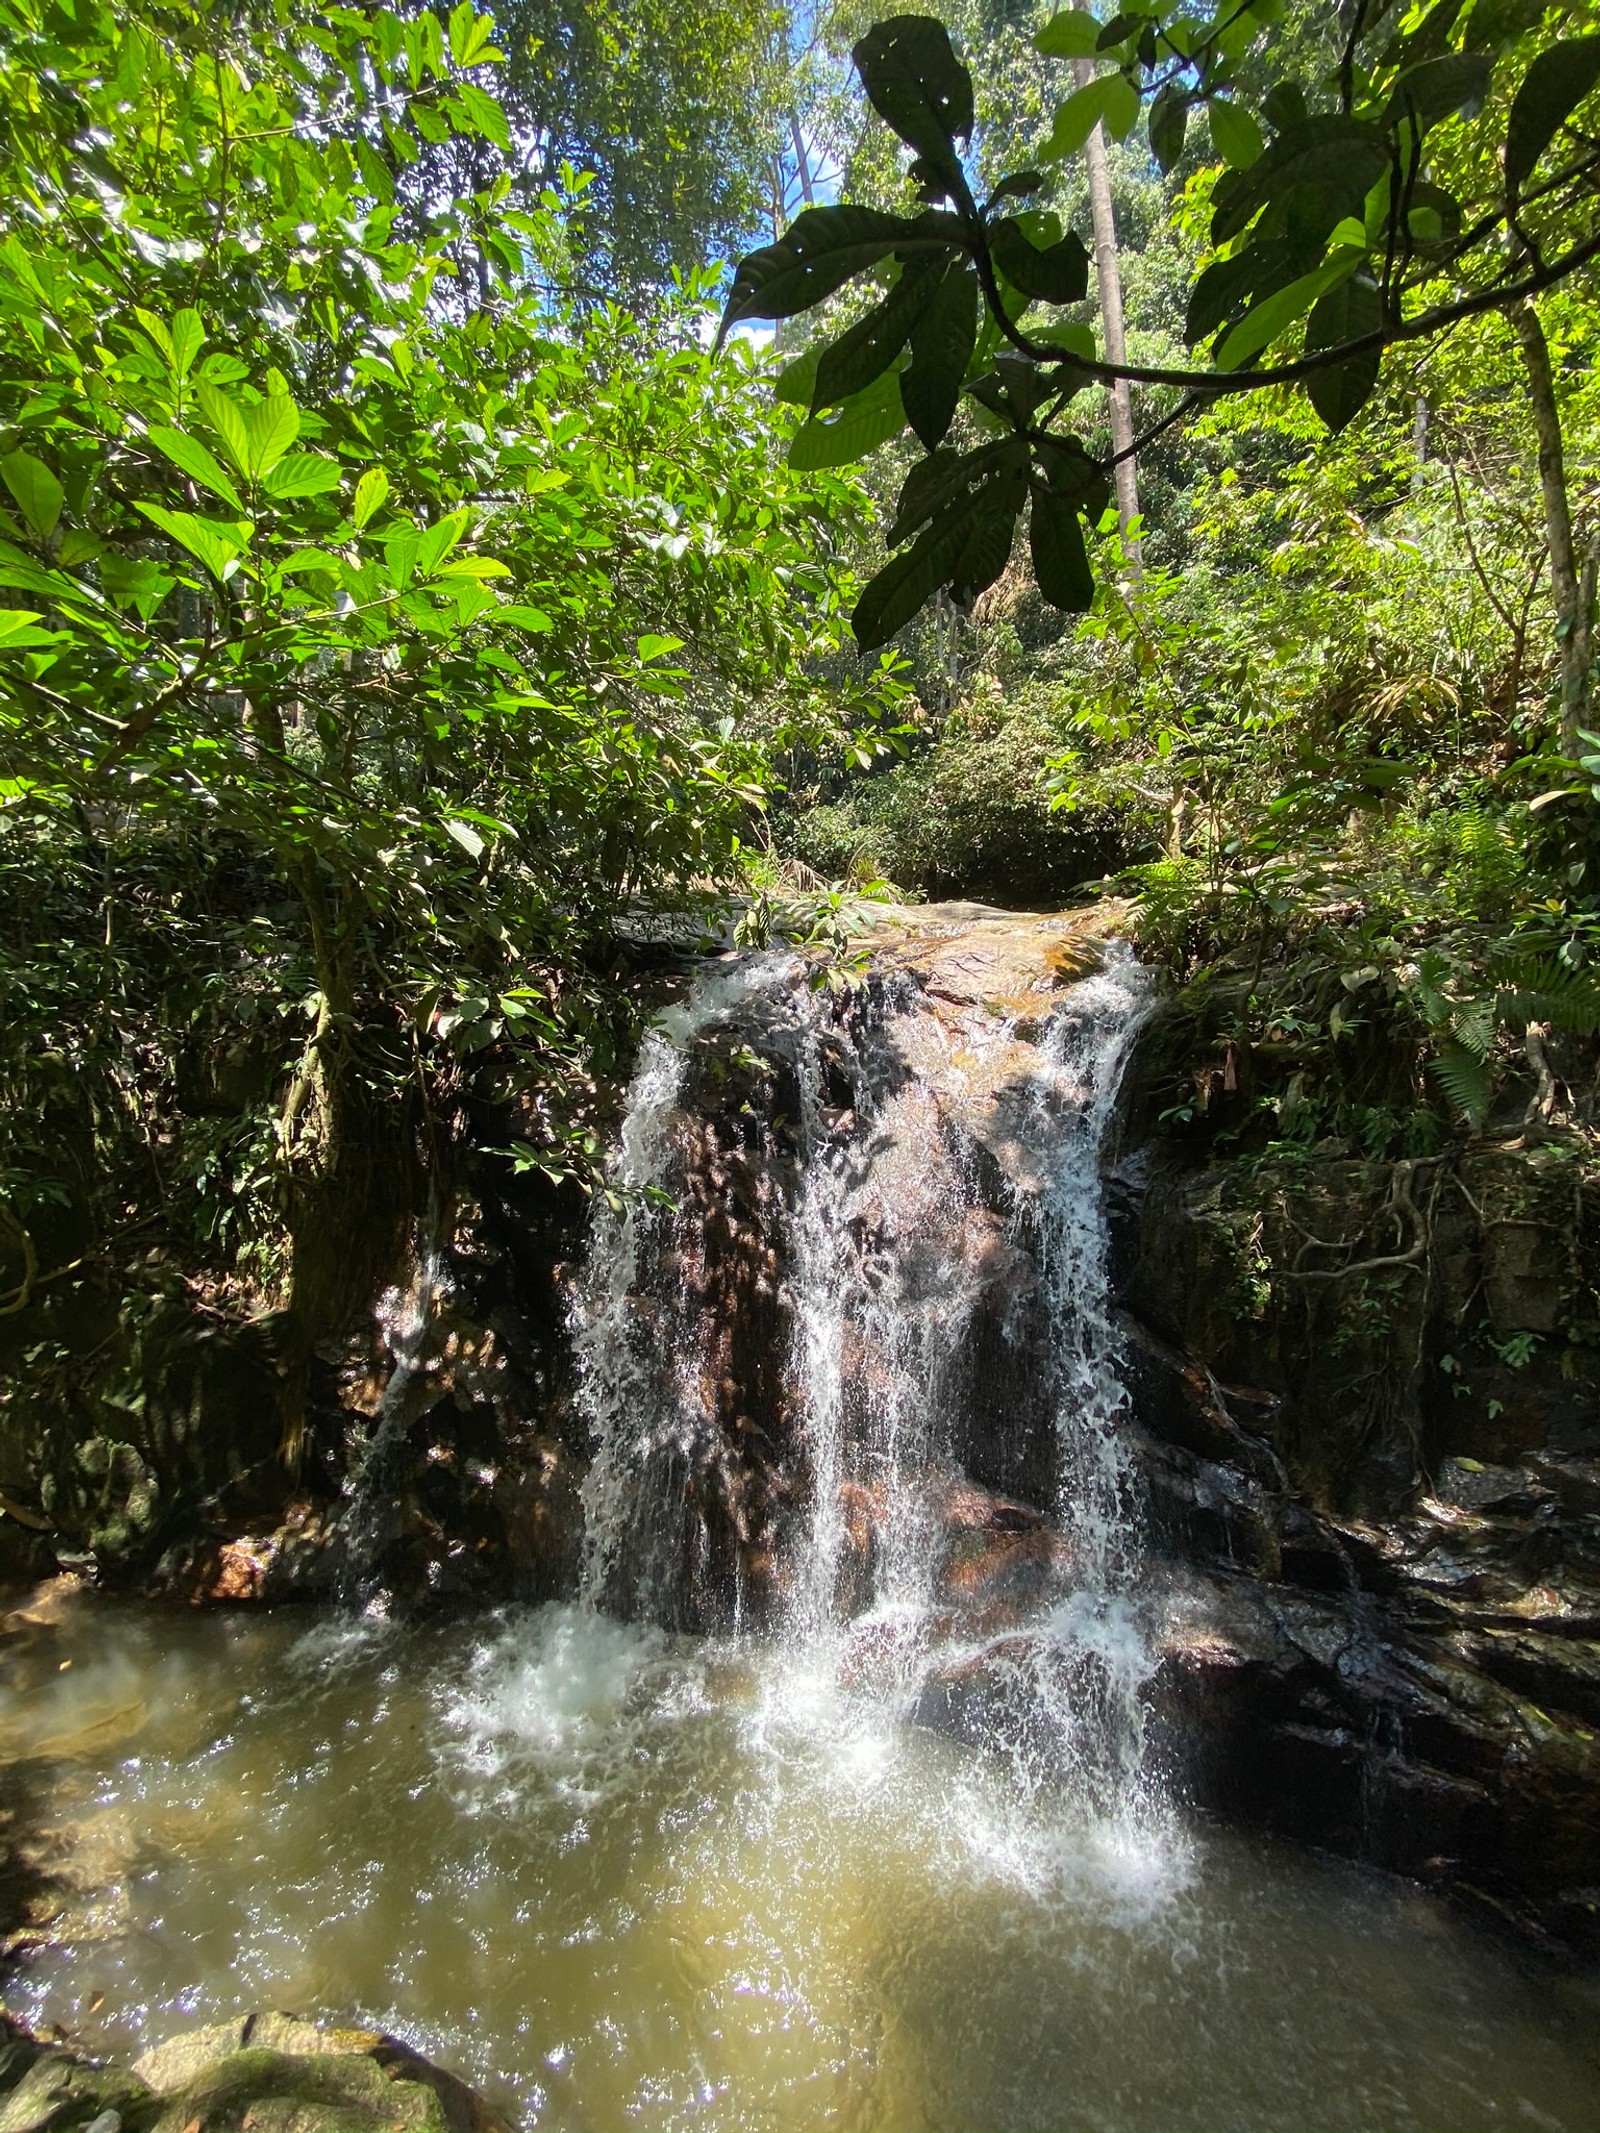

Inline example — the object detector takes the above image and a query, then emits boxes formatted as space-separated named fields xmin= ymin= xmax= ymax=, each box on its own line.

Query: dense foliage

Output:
xmin=0 ymin=0 xmax=888 ymax=1443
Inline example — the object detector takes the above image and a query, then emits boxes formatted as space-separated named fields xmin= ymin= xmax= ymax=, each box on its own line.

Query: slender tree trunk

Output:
xmin=1073 ymin=58 xmax=1141 ymax=574
xmin=1510 ymin=296 xmax=1591 ymax=754
xmin=788 ymin=112 xmax=816 ymax=209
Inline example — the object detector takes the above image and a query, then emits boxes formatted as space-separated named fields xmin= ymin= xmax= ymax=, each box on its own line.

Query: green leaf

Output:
xmin=0 ymin=451 xmax=63 ymax=541
xmin=901 ymin=266 xmax=979 ymax=450
xmin=1043 ymin=71 xmax=1140 ymax=158
xmin=1030 ymin=488 xmax=1095 ymax=611
xmin=453 ymin=80 xmax=511 ymax=153
xmin=488 ymin=604 xmax=554 ymax=631
xmin=813 ymin=253 xmax=949 ymax=410
xmin=353 ymin=469 xmax=390 ymax=528
xmin=244 ymin=393 xmax=300 ymax=478
xmin=197 ymin=382 xmax=252 ymax=477
xmin=1035 ymin=9 xmax=1101 ymax=58
xmin=448 ymin=2 xmax=495 ymax=64
xmin=637 ymin=633 xmax=686 ymax=663
xmin=788 ymin=370 xmax=907 ymax=470
xmin=147 ymin=425 xmax=245 ymax=510
xmin=1303 ymin=271 xmax=1383 ymax=432
xmin=444 ymin=817 xmax=485 ymax=859
xmin=1207 ymin=98 xmax=1264 ymax=169
xmin=1215 ymin=252 xmax=1359 ymax=371
xmin=1505 ymin=36 xmax=1600 ymax=195
xmin=852 ymin=15 xmax=974 ymax=191
xmin=1148 ymin=85 xmax=1189 ymax=174
xmin=988 ymin=218 xmax=1090 ymax=304
xmin=1210 ymin=116 xmax=1387 ymax=245
xmin=169 ymin=310 xmax=206 ymax=376
xmin=1385 ymin=51 xmax=1490 ymax=129
xmin=720 ymin=206 xmax=933 ymax=337
xmin=134 ymin=503 xmax=253 ymax=579
xmin=416 ymin=510 xmax=469 ymax=575
xmin=261 ymin=452 xmax=343 ymax=500
xmin=0 ymin=607 xmax=59 ymax=649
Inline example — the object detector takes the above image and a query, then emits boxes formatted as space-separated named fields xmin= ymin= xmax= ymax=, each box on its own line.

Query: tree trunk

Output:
xmin=1073 ymin=57 xmax=1141 ymax=574
xmin=1510 ymin=297 xmax=1591 ymax=755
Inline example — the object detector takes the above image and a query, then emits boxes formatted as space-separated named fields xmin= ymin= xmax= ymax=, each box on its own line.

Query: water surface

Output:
xmin=4 ymin=1592 xmax=1598 ymax=2132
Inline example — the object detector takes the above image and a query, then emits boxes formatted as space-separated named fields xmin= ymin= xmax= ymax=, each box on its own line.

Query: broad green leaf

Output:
xmin=1042 ymin=73 xmax=1140 ymax=159
xmin=1505 ymin=36 xmax=1600 ymax=194
xmin=901 ymin=266 xmax=979 ymax=450
xmin=1215 ymin=252 xmax=1360 ymax=370
xmin=637 ymin=634 xmax=686 ymax=663
xmin=435 ymin=556 xmax=513 ymax=577
xmin=444 ymin=817 xmax=485 ymax=859
xmin=773 ymin=345 xmax=822 ymax=407
xmin=417 ymin=510 xmax=469 ymax=575
xmin=146 ymin=425 xmax=244 ymax=510
xmin=488 ymin=605 xmax=554 ymax=631
xmin=169 ymin=310 xmax=205 ymax=376
xmin=1207 ymin=99 xmax=1264 ymax=168
xmin=353 ymin=469 xmax=390 ymax=528
xmin=1385 ymin=51 xmax=1490 ymax=129
xmin=448 ymin=1 xmax=494 ymax=64
xmin=788 ymin=371 xmax=907 ymax=470
xmin=989 ymin=218 xmax=1089 ymax=304
xmin=244 ymin=393 xmax=300 ymax=478
xmin=852 ymin=16 xmax=973 ymax=190
xmin=453 ymin=81 xmax=511 ymax=153
xmin=1211 ymin=116 xmax=1387 ymax=245
xmin=720 ymin=206 xmax=937 ymax=335
xmin=0 ymin=607 xmax=59 ymax=648
xmin=134 ymin=503 xmax=253 ymax=579
xmin=813 ymin=253 xmax=948 ymax=410
xmin=197 ymin=382 xmax=252 ymax=476
xmin=0 ymin=451 xmax=63 ymax=541
xmin=1148 ymin=85 xmax=1189 ymax=174
xmin=261 ymin=452 xmax=343 ymax=500
xmin=1303 ymin=272 xmax=1383 ymax=432
xmin=1030 ymin=489 xmax=1094 ymax=612
xmin=1035 ymin=10 xmax=1101 ymax=58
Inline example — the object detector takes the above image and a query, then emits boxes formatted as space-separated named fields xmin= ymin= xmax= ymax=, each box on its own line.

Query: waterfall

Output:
xmin=572 ymin=918 xmax=1162 ymax=1840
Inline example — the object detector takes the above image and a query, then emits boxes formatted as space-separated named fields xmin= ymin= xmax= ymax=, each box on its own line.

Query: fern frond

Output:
xmin=1430 ymin=1039 xmax=1493 ymax=1127
xmin=1450 ymin=997 xmax=1496 ymax=1059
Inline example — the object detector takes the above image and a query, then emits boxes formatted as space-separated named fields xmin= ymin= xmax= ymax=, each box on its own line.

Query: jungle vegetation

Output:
xmin=1 ymin=0 xmax=1598 ymax=1491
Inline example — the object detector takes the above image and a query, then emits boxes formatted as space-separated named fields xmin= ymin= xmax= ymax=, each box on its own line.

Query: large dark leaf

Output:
xmin=901 ymin=267 xmax=979 ymax=449
xmin=1303 ymin=271 xmax=1383 ymax=433
xmin=988 ymin=217 xmax=1090 ymax=305
xmin=718 ymin=206 xmax=924 ymax=339
xmin=813 ymin=253 xmax=950 ymax=410
xmin=1148 ymin=84 xmax=1190 ymax=173
xmin=1210 ymin=117 xmax=1387 ymax=245
xmin=1384 ymin=51 xmax=1490 ymax=129
xmin=1030 ymin=488 xmax=1094 ymax=611
xmin=1505 ymin=36 xmax=1600 ymax=195
xmin=1034 ymin=434 xmax=1109 ymax=519
xmin=853 ymin=510 xmax=971 ymax=648
xmin=949 ymin=473 xmax=1026 ymax=606
xmin=853 ymin=16 xmax=974 ymax=192
xmin=1186 ymin=239 xmax=1295 ymax=346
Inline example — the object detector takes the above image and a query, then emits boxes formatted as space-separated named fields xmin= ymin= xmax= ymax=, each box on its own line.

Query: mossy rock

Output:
xmin=0 ymin=2047 xmax=158 ymax=2131
xmin=147 ymin=2045 xmax=447 ymax=2132
xmin=135 ymin=2015 xmax=505 ymax=2133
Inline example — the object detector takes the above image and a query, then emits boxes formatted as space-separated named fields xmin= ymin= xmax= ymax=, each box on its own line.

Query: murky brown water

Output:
xmin=3 ymin=1590 xmax=1598 ymax=2132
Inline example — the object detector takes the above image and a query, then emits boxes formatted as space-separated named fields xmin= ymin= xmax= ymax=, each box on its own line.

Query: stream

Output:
xmin=5 ymin=1592 xmax=1600 ymax=2131
xmin=4 ymin=923 xmax=1600 ymax=2129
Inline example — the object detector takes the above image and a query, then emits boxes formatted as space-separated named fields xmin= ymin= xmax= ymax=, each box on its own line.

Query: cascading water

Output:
xmin=572 ymin=913 xmax=1166 ymax=1860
